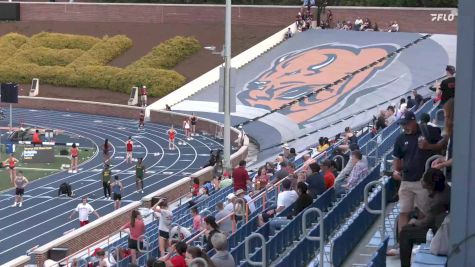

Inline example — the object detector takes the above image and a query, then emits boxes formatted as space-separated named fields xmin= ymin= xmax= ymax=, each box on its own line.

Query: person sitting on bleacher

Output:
xmin=399 ymin=168 xmax=450 ymax=267
xmin=236 ymin=189 xmax=256 ymax=214
xmin=203 ymin=216 xmax=221 ymax=252
xmin=159 ymin=241 xmax=187 ymax=267
xmin=273 ymin=161 xmax=290 ymax=183
xmin=268 ymin=182 xmax=313 ymax=234
xmin=389 ymin=110 xmax=442 ymax=256
xmin=334 ymin=144 xmax=366 ymax=193
xmin=306 ymin=163 xmax=326 ymax=199
xmin=341 ymin=150 xmax=368 ymax=190
xmin=191 ymin=207 xmax=202 ymax=232
xmin=317 ymin=137 xmax=330 ymax=152
xmin=287 ymin=147 xmax=297 ymax=162
xmin=258 ymin=179 xmax=298 ymax=226
xmin=211 ymin=232 xmax=235 ymax=267
xmin=320 ymin=160 xmax=336 ymax=189
xmin=301 ymin=153 xmax=316 ymax=175
xmin=215 ymin=202 xmax=233 ymax=236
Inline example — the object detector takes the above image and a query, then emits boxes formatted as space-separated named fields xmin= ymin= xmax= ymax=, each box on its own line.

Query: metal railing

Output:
xmin=245 ymin=233 xmax=267 ymax=266
xmin=364 ymin=180 xmax=387 ymax=238
xmin=302 ymin=207 xmax=325 ymax=266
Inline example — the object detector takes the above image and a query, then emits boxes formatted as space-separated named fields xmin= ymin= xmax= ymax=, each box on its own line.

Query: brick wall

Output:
xmin=17 ymin=3 xmax=457 ymax=34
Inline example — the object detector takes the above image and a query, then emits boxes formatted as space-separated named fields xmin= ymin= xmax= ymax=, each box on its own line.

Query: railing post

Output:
xmin=364 ymin=180 xmax=386 ymax=238
xmin=245 ymin=233 xmax=267 ymax=266
xmin=137 ymin=234 xmax=151 ymax=262
xmin=302 ymin=207 xmax=324 ymax=266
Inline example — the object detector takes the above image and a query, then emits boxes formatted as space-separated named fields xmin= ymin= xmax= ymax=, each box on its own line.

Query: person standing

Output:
xmin=102 ymin=139 xmax=111 ymax=164
xmin=69 ymin=196 xmax=100 ymax=227
xmin=32 ymin=129 xmax=42 ymax=146
xmin=135 ymin=158 xmax=145 ymax=193
xmin=183 ymin=118 xmax=191 ymax=140
xmin=232 ymin=160 xmax=251 ymax=192
xmin=152 ymin=200 xmax=173 ymax=257
xmin=70 ymin=143 xmax=79 ymax=173
xmin=120 ymin=210 xmax=145 ymax=264
xmin=140 ymin=85 xmax=148 ymax=107
xmin=101 ymin=164 xmax=112 ymax=199
xmin=125 ymin=137 xmax=134 ymax=164
xmin=12 ymin=170 xmax=28 ymax=208
xmin=190 ymin=113 xmax=197 ymax=136
xmin=3 ymin=154 xmax=19 ymax=185
xmin=138 ymin=110 xmax=145 ymax=130
xmin=167 ymin=126 xmax=177 ymax=150
xmin=110 ymin=175 xmax=124 ymax=210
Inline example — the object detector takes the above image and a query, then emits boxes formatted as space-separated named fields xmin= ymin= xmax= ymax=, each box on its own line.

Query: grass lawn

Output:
xmin=0 ymin=145 xmax=96 ymax=192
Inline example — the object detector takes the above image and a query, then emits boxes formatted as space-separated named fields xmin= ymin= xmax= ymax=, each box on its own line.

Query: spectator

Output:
xmin=334 ymin=144 xmax=363 ymax=189
xmin=232 ymin=160 xmax=251 ymax=192
xmin=296 ymin=171 xmax=307 ymax=184
xmin=399 ymin=169 xmax=450 ymax=267
xmin=258 ymin=179 xmax=298 ymax=226
xmin=169 ymin=225 xmax=192 ymax=244
xmin=360 ymin=17 xmax=371 ymax=31
xmin=389 ymin=21 xmax=399 ymax=32
xmin=165 ymin=104 xmax=172 ymax=111
xmin=354 ymin=17 xmax=363 ymax=30
xmin=397 ymin=98 xmax=407 ymax=119
xmin=215 ymin=202 xmax=233 ymax=236
xmin=320 ymin=160 xmax=335 ymax=189
xmin=265 ymin=162 xmax=275 ymax=175
xmin=342 ymin=150 xmax=368 ymax=190
xmin=274 ymin=161 xmax=290 ymax=183
xmin=412 ymin=89 xmax=424 ymax=110
xmin=375 ymin=110 xmax=387 ymax=131
xmin=302 ymin=153 xmax=316 ymax=174
xmin=385 ymin=105 xmax=396 ymax=125
xmin=186 ymin=246 xmax=216 ymax=267
xmin=219 ymin=173 xmax=233 ymax=189
xmin=120 ymin=210 xmax=145 ymax=264
xmin=236 ymin=189 xmax=256 ymax=214
xmin=274 ymin=154 xmax=287 ymax=171
xmin=203 ymin=216 xmax=221 ymax=251
xmin=159 ymin=241 xmax=187 ymax=267
xmin=269 ymin=181 xmax=313 ymax=234
xmin=287 ymin=147 xmax=297 ymax=162
xmin=95 ymin=249 xmax=111 ymax=267
xmin=306 ymin=163 xmax=326 ymax=198
xmin=224 ymin=193 xmax=236 ymax=214
xmin=153 ymin=200 xmax=173 ymax=257
xmin=282 ymin=143 xmax=291 ymax=160
xmin=284 ymin=28 xmax=293 ymax=40
xmin=430 ymin=65 xmax=456 ymax=107
xmin=254 ymin=167 xmax=269 ymax=190
xmin=211 ymin=232 xmax=235 ymax=267
xmin=317 ymin=137 xmax=330 ymax=152
xmin=69 ymin=196 xmax=100 ymax=227
xmin=389 ymin=110 xmax=442 ymax=255
xmin=191 ymin=207 xmax=202 ymax=232
xmin=338 ymin=127 xmax=357 ymax=154
xmin=406 ymin=95 xmax=415 ymax=109
xmin=287 ymin=173 xmax=299 ymax=190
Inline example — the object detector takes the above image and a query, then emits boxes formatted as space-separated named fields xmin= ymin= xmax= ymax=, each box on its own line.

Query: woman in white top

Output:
xmin=152 ymin=199 xmax=173 ymax=256
xmin=183 ymin=118 xmax=191 ymax=140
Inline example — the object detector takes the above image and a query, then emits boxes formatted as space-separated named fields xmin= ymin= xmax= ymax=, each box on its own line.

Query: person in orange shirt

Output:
xmin=32 ymin=129 xmax=41 ymax=146
xmin=3 ymin=154 xmax=19 ymax=185
xmin=167 ymin=126 xmax=177 ymax=150
xmin=69 ymin=143 xmax=79 ymax=173
xmin=320 ymin=159 xmax=335 ymax=189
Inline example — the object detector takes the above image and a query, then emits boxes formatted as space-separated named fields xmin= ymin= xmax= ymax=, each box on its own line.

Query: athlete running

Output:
xmin=12 ymin=170 xmax=28 ymax=208
xmin=167 ymin=126 xmax=177 ymax=150
xmin=183 ymin=118 xmax=191 ymax=140
xmin=138 ymin=110 xmax=145 ymax=130
xmin=69 ymin=143 xmax=79 ymax=173
xmin=101 ymin=164 xmax=112 ymax=200
xmin=190 ymin=113 xmax=197 ymax=136
xmin=125 ymin=136 xmax=134 ymax=164
xmin=135 ymin=158 xmax=146 ymax=193
xmin=3 ymin=154 xmax=19 ymax=185
xmin=110 ymin=175 xmax=124 ymax=210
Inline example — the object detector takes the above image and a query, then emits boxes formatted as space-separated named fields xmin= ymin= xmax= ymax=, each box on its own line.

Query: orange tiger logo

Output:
xmin=238 ymin=44 xmax=396 ymax=124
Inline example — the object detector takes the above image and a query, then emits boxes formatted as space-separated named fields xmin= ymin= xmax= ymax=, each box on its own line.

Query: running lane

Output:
xmin=0 ymin=108 xmax=223 ymax=264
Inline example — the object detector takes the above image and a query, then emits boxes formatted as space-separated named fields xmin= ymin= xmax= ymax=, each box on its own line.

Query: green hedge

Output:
xmin=24 ymin=32 xmax=100 ymax=50
xmin=69 ymin=35 xmax=133 ymax=67
xmin=7 ymin=47 xmax=84 ymax=66
xmin=0 ymin=33 xmax=28 ymax=62
xmin=128 ymin=36 xmax=201 ymax=70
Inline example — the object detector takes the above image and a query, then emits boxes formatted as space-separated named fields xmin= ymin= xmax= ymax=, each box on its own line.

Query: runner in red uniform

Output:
xmin=32 ymin=129 xmax=41 ymax=146
xmin=167 ymin=126 xmax=177 ymax=150
xmin=69 ymin=143 xmax=79 ymax=173
xmin=3 ymin=154 xmax=19 ymax=185
xmin=125 ymin=136 xmax=134 ymax=164
xmin=138 ymin=111 xmax=145 ymax=129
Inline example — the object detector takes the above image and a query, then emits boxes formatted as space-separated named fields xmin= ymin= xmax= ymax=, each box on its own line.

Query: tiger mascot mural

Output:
xmin=238 ymin=44 xmax=397 ymax=124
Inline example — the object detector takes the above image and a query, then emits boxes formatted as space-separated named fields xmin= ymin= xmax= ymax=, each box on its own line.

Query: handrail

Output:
xmin=302 ymin=208 xmax=324 ymax=266
xmin=364 ymin=180 xmax=387 ymax=238
xmin=245 ymin=233 xmax=267 ymax=267
xmin=189 ymin=257 xmax=209 ymax=267
xmin=425 ymin=154 xmax=445 ymax=171
xmin=137 ymin=234 xmax=150 ymax=257
xmin=234 ymin=198 xmax=246 ymax=217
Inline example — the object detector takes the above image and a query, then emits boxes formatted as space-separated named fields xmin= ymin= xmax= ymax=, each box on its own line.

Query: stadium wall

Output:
xmin=15 ymin=3 xmax=457 ymax=34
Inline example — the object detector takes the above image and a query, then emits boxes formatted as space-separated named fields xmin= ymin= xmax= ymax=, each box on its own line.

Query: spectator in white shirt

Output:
xmin=397 ymin=98 xmax=408 ymax=119
xmin=69 ymin=196 xmax=100 ymax=227
xmin=258 ymin=179 xmax=298 ymax=226
xmin=385 ymin=105 xmax=397 ymax=126
xmin=354 ymin=17 xmax=363 ymax=30
xmin=152 ymin=199 xmax=173 ymax=257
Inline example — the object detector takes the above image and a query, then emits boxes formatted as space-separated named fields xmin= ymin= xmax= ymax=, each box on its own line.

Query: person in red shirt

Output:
xmin=233 ymin=160 xmax=251 ymax=192
xmin=138 ymin=110 xmax=145 ymax=129
xmin=168 ymin=125 xmax=177 ymax=150
xmin=191 ymin=177 xmax=200 ymax=197
xmin=320 ymin=159 xmax=335 ymax=189
xmin=69 ymin=143 xmax=79 ymax=173
xmin=3 ymin=154 xmax=19 ymax=185
xmin=125 ymin=136 xmax=134 ymax=164
xmin=32 ymin=129 xmax=41 ymax=146
xmin=160 ymin=241 xmax=188 ymax=267
xmin=120 ymin=210 xmax=145 ymax=264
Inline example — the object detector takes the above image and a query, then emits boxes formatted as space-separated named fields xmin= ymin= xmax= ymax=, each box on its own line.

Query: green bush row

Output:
xmin=69 ymin=35 xmax=133 ymax=67
xmin=6 ymin=47 xmax=84 ymax=66
xmin=23 ymin=32 xmax=100 ymax=50
xmin=0 ymin=33 xmax=29 ymax=62
xmin=0 ymin=64 xmax=185 ymax=98
xmin=127 ymin=36 xmax=201 ymax=70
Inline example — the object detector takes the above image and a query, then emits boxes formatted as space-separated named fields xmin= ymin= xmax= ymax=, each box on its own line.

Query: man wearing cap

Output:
xmin=430 ymin=65 xmax=455 ymax=107
xmin=390 ymin=110 xmax=441 ymax=254
xmin=236 ymin=189 xmax=256 ymax=214
xmin=140 ymin=85 xmax=148 ymax=107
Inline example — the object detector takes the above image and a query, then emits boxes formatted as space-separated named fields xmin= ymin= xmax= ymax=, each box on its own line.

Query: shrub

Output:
xmin=0 ymin=33 xmax=28 ymax=62
xmin=72 ymin=66 xmax=122 ymax=89
xmin=69 ymin=35 xmax=133 ymax=67
xmin=8 ymin=47 xmax=84 ymax=66
xmin=25 ymin=32 xmax=100 ymax=50
xmin=127 ymin=36 xmax=201 ymax=70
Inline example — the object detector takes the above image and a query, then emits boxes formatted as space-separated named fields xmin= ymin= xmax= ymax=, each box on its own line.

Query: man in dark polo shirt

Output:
xmin=232 ymin=160 xmax=251 ymax=192
xmin=392 ymin=111 xmax=442 ymax=242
